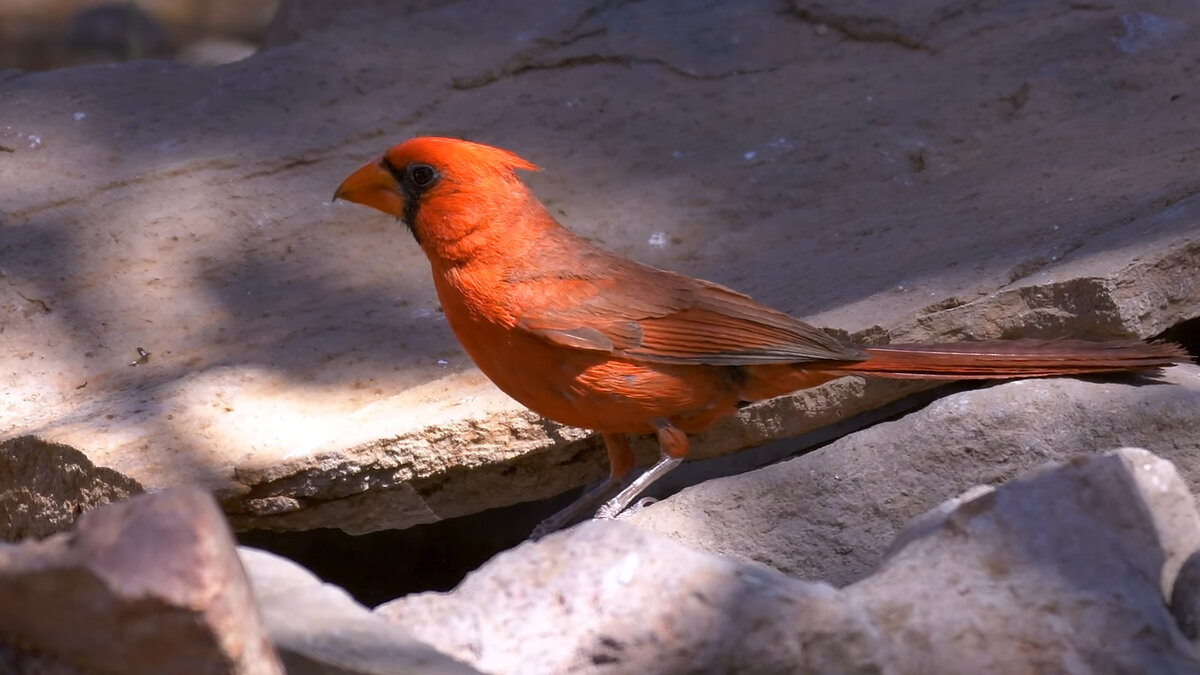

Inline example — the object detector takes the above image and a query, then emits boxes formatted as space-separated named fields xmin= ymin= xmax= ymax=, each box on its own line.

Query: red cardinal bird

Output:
xmin=334 ymin=137 xmax=1187 ymax=536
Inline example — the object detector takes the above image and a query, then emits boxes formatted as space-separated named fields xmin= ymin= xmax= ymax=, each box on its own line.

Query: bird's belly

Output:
xmin=449 ymin=316 xmax=739 ymax=434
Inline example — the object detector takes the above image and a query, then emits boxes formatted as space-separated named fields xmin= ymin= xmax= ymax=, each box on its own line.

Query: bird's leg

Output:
xmin=530 ymin=432 xmax=635 ymax=539
xmin=594 ymin=419 xmax=688 ymax=520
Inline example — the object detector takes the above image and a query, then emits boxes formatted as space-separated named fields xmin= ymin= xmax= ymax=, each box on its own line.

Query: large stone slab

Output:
xmin=1 ymin=0 xmax=1197 ymax=532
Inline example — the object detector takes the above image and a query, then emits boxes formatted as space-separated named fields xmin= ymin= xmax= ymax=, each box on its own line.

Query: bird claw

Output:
xmin=618 ymin=496 xmax=659 ymax=518
xmin=631 ymin=496 xmax=659 ymax=511
xmin=528 ymin=521 xmax=557 ymax=541
xmin=528 ymin=475 xmax=631 ymax=540
xmin=593 ymin=495 xmax=659 ymax=521
xmin=593 ymin=502 xmax=620 ymax=520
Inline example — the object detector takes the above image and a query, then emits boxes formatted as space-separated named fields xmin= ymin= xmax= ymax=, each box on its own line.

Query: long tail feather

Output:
xmin=843 ymin=339 xmax=1189 ymax=379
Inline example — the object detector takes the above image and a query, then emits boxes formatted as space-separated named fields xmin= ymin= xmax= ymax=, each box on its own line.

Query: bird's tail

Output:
xmin=843 ymin=339 xmax=1189 ymax=379
xmin=733 ymin=338 xmax=1188 ymax=402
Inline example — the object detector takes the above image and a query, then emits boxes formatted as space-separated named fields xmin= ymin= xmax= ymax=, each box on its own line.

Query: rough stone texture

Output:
xmin=376 ymin=521 xmax=896 ymax=675
xmin=2 ymin=0 xmax=1198 ymax=533
xmin=1171 ymin=548 xmax=1200 ymax=641
xmin=849 ymin=447 xmax=1200 ymax=673
xmin=0 ymin=0 xmax=277 ymax=71
xmin=376 ymin=449 xmax=1200 ymax=674
xmin=239 ymin=546 xmax=481 ymax=675
xmin=0 ymin=642 xmax=83 ymax=675
xmin=629 ymin=362 xmax=1200 ymax=587
xmin=0 ymin=487 xmax=284 ymax=675
xmin=0 ymin=434 xmax=143 ymax=541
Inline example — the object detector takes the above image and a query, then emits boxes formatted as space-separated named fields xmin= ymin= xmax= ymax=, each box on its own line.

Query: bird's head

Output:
xmin=334 ymin=137 xmax=539 ymax=255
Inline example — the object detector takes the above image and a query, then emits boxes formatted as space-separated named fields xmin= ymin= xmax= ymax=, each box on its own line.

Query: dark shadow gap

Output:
xmin=1155 ymin=316 xmax=1200 ymax=360
xmin=236 ymin=489 xmax=584 ymax=608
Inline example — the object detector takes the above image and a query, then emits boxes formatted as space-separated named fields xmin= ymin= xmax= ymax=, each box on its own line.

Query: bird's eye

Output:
xmin=409 ymin=164 xmax=438 ymax=189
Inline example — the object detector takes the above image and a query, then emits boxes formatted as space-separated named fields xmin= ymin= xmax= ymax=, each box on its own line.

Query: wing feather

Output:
xmin=510 ymin=246 xmax=864 ymax=366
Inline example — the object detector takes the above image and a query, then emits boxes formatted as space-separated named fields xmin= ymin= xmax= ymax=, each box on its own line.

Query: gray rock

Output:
xmin=1171 ymin=549 xmax=1200 ymax=641
xmin=374 ymin=448 xmax=1200 ymax=674
xmin=0 ymin=435 xmax=143 ymax=541
xmin=848 ymin=448 xmax=1200 ymax=673
xmin=239 ymin=546 xmax=480 ymax=675
xmin=376 ymin=521 xmax=895 ymax=675
xmin=630 ymin=363 xmax=1200 ymax=587
xmin=0 ymin=487 xmax=283 ymax=675
xmin=65 ymin=3 xmax=173 ymax=61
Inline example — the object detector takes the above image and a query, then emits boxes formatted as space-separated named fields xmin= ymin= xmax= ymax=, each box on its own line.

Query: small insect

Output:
xmin=129 ymin=347 xmax=150 ymax=367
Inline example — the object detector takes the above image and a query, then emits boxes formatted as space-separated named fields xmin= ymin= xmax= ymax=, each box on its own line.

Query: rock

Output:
xmin=65 ymin=3 xmax=174 ymax=62
xmin=1171 ymin=549 xmax=1200 ymax=641
xmin=0 ymin=0 xmax=276 ymax=71
xmin=848 ymin=447 xmax=1200 ymax=673
xmin=375 ymin=448 xmax=1200 ymax=674
xmin=0 ymin=642 xmax=82 ymax=675
xmin=376 ymin=520 xmax=894 ymax=675
xmin=629 ymin=363 xmax=1200 ymax=587
xmin=0 ymin=487 xmax=283 ymax=675
xmin=1 ymin=0 xmax=1198 ymax=533
xmin=264 ymin=0 xmax=455 ymax=48
xmin=239 ymin=546 xmax=480 ymax=675
xmin=0 ymin=435 xmax=143 ymax=541
xmin=176 ymin=37 xmax=258 ymax=66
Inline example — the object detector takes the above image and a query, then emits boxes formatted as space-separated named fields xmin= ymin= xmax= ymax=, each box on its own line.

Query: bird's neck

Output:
xmin=419 ymin=187 xmax=559 ymax=269
xmin=423 ymin=190 xmax=571 ymax=330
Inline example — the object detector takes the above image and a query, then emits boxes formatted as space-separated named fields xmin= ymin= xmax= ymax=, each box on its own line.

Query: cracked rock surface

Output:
xmin=1 ymin=0 xmax=1198 ymax=533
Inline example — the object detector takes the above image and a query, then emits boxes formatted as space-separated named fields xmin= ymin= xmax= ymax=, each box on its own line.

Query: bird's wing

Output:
xmin=511 ymin=250 xmax=865 ymax=366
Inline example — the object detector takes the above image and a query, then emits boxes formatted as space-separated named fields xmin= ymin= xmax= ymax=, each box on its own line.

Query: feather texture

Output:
xmin=847 ymin=339 xmax=1187 ymax=378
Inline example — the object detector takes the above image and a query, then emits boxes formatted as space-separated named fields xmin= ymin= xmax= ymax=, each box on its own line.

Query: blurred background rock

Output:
xmin=0 ymin=0 xmax=278 ymax=69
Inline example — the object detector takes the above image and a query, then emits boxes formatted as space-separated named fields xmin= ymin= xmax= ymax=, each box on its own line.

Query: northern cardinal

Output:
xmin=335 ymin=137 xmax=1187 ymax=536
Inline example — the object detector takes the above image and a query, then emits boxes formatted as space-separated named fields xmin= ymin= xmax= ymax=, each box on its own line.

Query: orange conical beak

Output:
xmin=333 ymin=158 xmax=405 ymax=217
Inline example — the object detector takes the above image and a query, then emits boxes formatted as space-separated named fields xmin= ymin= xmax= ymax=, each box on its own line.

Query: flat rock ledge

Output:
xmin=2 ymin=0 xmax=1199 ymax=534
